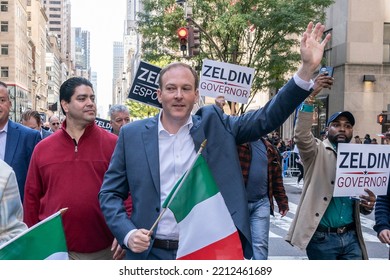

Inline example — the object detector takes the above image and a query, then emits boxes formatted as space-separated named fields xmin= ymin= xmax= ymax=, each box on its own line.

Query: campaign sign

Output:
xmin=334 ymin=143 xmax=390 ymax=197
xmin=199 ymin=59 xmax=254 ymax=104
xmin=95 ymin=117 xmax=111 ymax=131
xmin=128 ymin=61 xmax=162 ymax=109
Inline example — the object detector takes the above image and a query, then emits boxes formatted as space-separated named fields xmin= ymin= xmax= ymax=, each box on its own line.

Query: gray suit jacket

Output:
xmin=41 ymin=128 xmax=52 ymax=139
xmin=99 ymin=78 xmax=311 ymax=259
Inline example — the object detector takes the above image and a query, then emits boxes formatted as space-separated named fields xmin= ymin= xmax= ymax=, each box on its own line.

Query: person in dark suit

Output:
xmin=20 ymin=109 xmax=52 ymax=139
xmin=0 ymin=82 xmax=41 ymax=201
xmin=98 ymin=22 xmax=331 ymax=260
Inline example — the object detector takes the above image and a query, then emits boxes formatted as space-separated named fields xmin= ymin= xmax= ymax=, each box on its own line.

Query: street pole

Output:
xmin=186 ymin=17 xmax=224 ymax=62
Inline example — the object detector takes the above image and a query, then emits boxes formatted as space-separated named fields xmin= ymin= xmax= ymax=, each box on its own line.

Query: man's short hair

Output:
xmin=21 ymin=109 xmax=42 ymax=126
xmin=158 ymin=62 xmax=199 ymax=89
xmin=48 ymin=115 xmax=59 ymax=122
xmin=109 ymin=104 xmax=129 ymax=118
xmin=60 ymin=77 xmax=93 ymax=115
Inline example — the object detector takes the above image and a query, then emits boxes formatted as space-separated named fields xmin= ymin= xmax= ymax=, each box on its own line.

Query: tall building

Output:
xmin=72 ymin=27 xmax=90 ymax=79
xmin=0 ymin=0 xmax=30 ymax=121
xmin=122 ymin=0 xmax=143 ymax=102
xmin=46 ymin=33 xmax=62 ymax=118
xmin=112 ymin=41 xmax=124 ymax=105
xmin=42 ymin=0 xmax=72 ymax=77
xmin=315 ymin=0 xmax=390 ymax=142
xmin=27 ymin=0 xmax=48 ymax=116
xmin=91 ymin=71 xmax=97 ymax=101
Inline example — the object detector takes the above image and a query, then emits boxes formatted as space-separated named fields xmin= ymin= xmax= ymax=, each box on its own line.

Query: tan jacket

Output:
xmin=0 ymin=160 xmax=27 ymax=245
xmin=285 ymin=111 xmax=368 ymax=259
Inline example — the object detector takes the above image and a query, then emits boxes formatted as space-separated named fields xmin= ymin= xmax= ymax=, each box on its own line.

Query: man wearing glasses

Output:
xmin=48 ymin=115 xmax=61 ymax=133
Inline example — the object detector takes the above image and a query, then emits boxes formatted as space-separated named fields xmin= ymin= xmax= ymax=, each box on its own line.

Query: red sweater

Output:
xmin=24 ymin=121 xmax=118 ymax=253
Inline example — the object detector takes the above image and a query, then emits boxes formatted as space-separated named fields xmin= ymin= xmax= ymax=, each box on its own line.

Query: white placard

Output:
xmin=199 ymin=59 xmax=254 ymax=104
xmin=333 ymin=143 xmax=390 ymax=197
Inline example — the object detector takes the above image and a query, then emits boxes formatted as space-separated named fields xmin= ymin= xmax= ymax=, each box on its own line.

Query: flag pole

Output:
xmin=148 ymin=139 xmax=207 ymax=236
xmin=59 ymin=207 xmax=68 ymax=215
xmin=0 ymin=207 xmax=69 ymax=250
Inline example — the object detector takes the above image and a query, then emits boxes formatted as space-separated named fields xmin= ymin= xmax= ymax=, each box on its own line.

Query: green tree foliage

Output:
xmin=126 ymin=99 xmax=160 ymax=119
xmin=138 ymin=0 xmax=333 ymax=113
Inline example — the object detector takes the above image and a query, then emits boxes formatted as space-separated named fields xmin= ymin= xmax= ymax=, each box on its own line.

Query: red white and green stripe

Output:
xmin=0 ymin=210 xmax=68 ymax=260
xmin=163 ymin=155 xmax=244 ymax=260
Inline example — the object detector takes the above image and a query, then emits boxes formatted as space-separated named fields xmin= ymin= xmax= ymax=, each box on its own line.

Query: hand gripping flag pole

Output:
xmin=148 ymin=139 xmax=207 ymax=236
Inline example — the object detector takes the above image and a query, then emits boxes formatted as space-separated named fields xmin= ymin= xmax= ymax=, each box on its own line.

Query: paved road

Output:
xmin=268 ymin=176 xmax=389 ymax=260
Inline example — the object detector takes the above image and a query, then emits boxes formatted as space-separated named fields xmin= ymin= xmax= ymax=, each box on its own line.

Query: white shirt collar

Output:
xmin=157 ymin=111 xmax=193 ymax=135
xmin=0 ymin=120 xmax=9 ymax=133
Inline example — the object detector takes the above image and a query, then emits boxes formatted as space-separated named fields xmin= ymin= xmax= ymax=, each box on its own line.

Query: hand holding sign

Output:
xmin=358 ymin=188 xmax=376 ymax=212
xmin=199 ymin=59 xmax=254 ymax=104
xmin=334 ymin=143 xmax=390 ymax=197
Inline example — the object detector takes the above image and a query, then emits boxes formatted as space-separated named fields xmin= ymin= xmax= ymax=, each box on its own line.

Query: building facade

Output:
xmin=112 ymin=41 xmax=124 ymax=105
xmin=122 ymin=0 xmax=143 ymax=105
xmin=43 ymin=0 xmax=72 ymax=75
xmin=313 ymin=0 xmax=390 ymax=143
xmin=72 ymin=27 xmax=90 ymax=79
xmin=1 ymin=0 xmax=30 ymax=121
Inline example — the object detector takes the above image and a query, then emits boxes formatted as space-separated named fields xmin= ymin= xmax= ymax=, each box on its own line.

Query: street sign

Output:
xmin=127 ymin=61 xmax=162 ymax=109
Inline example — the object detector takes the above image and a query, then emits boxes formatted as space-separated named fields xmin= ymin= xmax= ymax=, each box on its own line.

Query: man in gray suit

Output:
xmin=99 ymin=22 xmax=331 ymax=260
xmin=0 ymin=82 xmax=41 ymax=201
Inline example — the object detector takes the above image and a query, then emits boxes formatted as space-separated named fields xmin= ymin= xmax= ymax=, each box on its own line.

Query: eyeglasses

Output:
xmin=51 ymin=122 xmax=60 ymax=125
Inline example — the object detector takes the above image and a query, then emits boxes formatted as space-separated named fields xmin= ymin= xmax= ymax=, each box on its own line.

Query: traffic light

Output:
xmin=188 ymin=26 xmax=200 ymax=57
xmin=377 ymin=113 xmax=388 ymax=125
xmin=177 ymin=27 xmax=188 ymax=52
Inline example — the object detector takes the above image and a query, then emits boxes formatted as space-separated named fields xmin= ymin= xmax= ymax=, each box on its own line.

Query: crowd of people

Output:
xmin=0 ymin=22 xmax=389 ymax=260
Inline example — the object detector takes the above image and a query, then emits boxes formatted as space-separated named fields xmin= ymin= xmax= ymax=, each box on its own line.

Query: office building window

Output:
xmin=1 ymin=1 xmax=8 ymax=12
xmin=1 ymin=21 xmax=8 ymax=32
xmin=323 ymin=29 xmax=333 ymax=66
xmin=1 ymin=44 xmax=8 ymax=55
xmin=384 ymin=23 xmax=390 ymax=63
xmin=1 ymin=66 xmax=9 ymax=78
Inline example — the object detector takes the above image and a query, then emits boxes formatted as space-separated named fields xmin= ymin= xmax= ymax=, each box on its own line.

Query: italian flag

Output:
xmin=0 ymin=209 xmax=68 ymax=260
xmin=163 ymin=155 xmax=244 ymax=260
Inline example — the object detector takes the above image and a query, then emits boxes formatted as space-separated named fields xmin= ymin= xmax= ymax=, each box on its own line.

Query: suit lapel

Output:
xmin=190 ymin=115 xmax=208 ymax=160
xmin=4 ymin=120 xmax=20 ymax=164
xmin=142 ymin=117 xmax=160 ymax=194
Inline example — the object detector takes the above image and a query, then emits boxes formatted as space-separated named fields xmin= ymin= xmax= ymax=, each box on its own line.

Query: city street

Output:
xmin=268 ymin=176 xmax=389 ymax=260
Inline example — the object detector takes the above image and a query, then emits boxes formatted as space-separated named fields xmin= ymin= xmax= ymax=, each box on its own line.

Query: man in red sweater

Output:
xmin=23 ymin=77 xmax=123 ymax=260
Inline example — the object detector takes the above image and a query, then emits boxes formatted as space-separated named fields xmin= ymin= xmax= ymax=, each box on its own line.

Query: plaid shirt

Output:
xmin=237 ymin=138 xmax=289 ymax=215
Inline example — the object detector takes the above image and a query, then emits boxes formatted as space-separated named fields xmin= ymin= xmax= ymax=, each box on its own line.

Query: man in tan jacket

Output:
xmin=285 ymin=74 xmax=376 ymax=260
